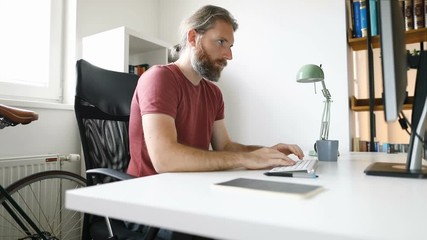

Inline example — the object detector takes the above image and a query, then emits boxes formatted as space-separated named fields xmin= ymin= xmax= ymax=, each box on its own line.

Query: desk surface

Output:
xmin=66 ymin=152 xmax=427 ymax=240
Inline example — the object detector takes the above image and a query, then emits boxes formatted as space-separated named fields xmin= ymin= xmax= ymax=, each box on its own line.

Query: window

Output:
xmin=0 ymin=0 xmax=63 ymax=102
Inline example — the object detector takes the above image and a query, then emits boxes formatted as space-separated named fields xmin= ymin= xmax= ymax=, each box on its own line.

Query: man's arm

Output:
xmin=211 ymin=119 xmax=304 ymax=160
xmin=143 ymin=114 xmax=300 ymax=173
xmin=211 ymin=119 xmax=262 ymax=152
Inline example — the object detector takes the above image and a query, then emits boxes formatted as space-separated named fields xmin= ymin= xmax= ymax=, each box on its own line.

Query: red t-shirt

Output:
xmin=127 ymin=64 xmax=225 ymax=177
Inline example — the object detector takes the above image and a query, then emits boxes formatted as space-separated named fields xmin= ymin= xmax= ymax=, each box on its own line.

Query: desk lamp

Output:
xmin=296 ymin=64 xmax=332 ymax=155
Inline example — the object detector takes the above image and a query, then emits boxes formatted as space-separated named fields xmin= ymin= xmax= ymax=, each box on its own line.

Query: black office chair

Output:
xmin=75 ymin=59 xmax=159 ymax=240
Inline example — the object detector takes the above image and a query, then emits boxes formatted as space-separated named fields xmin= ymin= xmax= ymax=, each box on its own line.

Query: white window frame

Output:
xmin=0 ymin=0 xmax=64 ymax=103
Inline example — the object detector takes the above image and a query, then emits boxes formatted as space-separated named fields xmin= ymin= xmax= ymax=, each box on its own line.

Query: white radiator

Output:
xmin=0 ymin=154 xmax=82 ymax=187
xmin=0 ymin=154 xmax=61 ymax=187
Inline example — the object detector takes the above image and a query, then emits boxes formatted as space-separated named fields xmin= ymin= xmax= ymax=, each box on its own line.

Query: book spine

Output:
xmin=399 ymin=1 xmax=405 ymax=17
xmin=425 ymin=0 xmax=427 ymax=27
xmin=360 ymin=0 xmax=368 ymax=37
xmin=347 ymin=0 xmax=354 ymax=38
xmin=369 ymin=0 xmax=378 ymax=36
xmin=352 ymin=137 xmax=360 ymax=152
xmin=405 ymin=0 xmax=414 ymax=30
xmin=414 ymin=0 xmax=425 ymax=29
xmin=129 ymin=65 xmax=135 ymax=74
xmin=353 ymin=0 xmax=362 ymax=38
xmin=359 ymin=140 xmax=368 ymax=152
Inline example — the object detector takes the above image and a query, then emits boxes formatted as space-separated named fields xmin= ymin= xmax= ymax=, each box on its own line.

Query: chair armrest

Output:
xmin=86 ymin=168 xmax=135 ymax=181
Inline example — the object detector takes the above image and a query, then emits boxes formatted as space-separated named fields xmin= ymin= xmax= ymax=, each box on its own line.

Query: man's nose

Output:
xmin=223 ymin=47 xmax=233 ymax=60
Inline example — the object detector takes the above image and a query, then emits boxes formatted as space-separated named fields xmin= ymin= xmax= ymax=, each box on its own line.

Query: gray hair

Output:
xmin=170 ymin=5 xmax=238 ymax=58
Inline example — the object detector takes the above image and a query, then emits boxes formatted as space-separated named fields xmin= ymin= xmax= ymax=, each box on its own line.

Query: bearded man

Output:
xmin=127 ymin=5 xmax=303 ymax=178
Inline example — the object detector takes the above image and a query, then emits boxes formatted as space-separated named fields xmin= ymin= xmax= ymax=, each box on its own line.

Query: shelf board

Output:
xmin=348 ymin=28 xmax=427 ymax=51
xmin=350 ymin=96 xmax=414 ymax=112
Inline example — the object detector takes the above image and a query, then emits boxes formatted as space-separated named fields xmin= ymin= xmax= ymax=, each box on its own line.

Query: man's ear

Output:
xmin=187 ymin=29 xmax=198 ymax=47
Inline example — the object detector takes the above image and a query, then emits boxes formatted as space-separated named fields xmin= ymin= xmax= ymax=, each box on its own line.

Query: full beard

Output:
xmin=191 ymin=43 xmax=227 ymax=82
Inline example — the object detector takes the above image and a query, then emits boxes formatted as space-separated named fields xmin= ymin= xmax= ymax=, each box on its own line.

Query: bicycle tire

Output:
xmin=0 ymin=170 xmax=86 ymax=240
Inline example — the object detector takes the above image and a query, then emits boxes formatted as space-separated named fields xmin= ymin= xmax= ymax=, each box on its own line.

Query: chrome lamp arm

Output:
xmin=320 ymin=80 xmax=332 ymax=140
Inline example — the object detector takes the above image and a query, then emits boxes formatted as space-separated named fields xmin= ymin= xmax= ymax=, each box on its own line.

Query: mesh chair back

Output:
xmin=75 ymin=59 xmax=139 ymax=183
xmin=75 ymin=60 xmax=157 ymax=240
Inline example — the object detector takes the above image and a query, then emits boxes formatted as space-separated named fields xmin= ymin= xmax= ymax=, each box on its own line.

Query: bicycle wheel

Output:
xmin=0 ymin=170 xmax=86 ymax=240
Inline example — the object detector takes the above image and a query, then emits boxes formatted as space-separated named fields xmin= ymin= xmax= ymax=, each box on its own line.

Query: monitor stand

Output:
xmin=365 ymin=51 xmax=427 ymax=179
xmin=364 ymin=162 xmax=427 ymax=178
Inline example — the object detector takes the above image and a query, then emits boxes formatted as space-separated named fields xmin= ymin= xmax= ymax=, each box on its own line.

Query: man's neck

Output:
xmin=174 ymin=55 xmax=203 ymax=86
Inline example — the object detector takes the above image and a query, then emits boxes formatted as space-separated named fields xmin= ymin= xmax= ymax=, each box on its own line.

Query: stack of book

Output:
xmin=347 ymin=0 xmax=426 ymax=39
xmin=352 ymin=138 xmax=410 ymax=153
xmin=403 ymin=0 xmax=427 ymax=31
xmin=381 ymin=143 xmax=410 ymax=153
xmin=129 ymin=64 xmax=149 ymax=76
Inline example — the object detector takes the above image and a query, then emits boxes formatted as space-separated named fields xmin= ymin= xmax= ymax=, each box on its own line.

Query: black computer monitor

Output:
xmin=364 ymin=0 xmax=427 ymax=178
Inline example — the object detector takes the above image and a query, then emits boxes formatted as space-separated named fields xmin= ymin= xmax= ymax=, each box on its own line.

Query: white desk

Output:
xmin=66 ymin=152 xmax=427 ymax=240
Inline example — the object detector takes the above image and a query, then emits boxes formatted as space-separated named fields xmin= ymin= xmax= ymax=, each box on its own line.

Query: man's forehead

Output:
xmin=205 ymin=20 xmax=235 ymax=43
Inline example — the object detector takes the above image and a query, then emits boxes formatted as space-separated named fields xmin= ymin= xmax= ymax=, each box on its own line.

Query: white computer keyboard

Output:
xmin=266 ymin=159 xmax=318 ymax=175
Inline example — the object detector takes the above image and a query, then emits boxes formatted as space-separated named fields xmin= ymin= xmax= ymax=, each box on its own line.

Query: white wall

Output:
xmin=159 ymin=0 xmax=350 ymax=152
xmin=1 ymin=0 xmax=350 ymax=160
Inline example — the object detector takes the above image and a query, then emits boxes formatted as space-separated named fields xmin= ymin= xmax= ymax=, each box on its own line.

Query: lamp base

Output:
xmin=307 ymin=148 xmax=340 ymax=158
xmin=308 ymin=150 xmax=317 ymax=157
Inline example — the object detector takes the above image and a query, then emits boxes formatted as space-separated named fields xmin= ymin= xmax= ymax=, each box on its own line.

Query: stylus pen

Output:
xmin=264 ymin=172 xmax=318 ymax=178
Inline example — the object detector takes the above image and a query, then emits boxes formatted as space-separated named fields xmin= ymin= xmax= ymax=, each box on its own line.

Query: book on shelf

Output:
xmin=360 ymin=0 xmax=368 ymax=37
xmin=399 ymin=0 xmax=405 ymax=17
xmin=352 ymin=137 xmax=410 ymax=153
xmin=358 ymin=140 xmax=379 ymax=152
xmin=425 ymin=0 xmax=427 ymax=27
xmin=346 ymin=0 xmax=354 ymax=37
xmin=381 ymin=143 xmax=410 ymax=153
xmin=369 ymin=0 xmax=378 ymax=36
xmin=349 ymin=0 xmax=425 ymax=40
xmin=405 ymin=0 xmax=414 ymax=30
xmin=414 ymin=0 xmax=425 ymax=29
xmin=352 ymin=137 xmax=360 ymax=152
xmin=401 ymin=0 xmax=427 ymax=30
xmin=352 ymin=138 xmax=379 ymax=152
xmin=348 ymin=0 xmax=379 ymax=38
xmin=129 ymin=63 xmax=149 ymax=76
xmin=352 ymin=0 xmax=362 ymax=38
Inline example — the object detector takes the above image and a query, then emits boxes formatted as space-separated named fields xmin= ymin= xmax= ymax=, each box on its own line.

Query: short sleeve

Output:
xmin=135 ymin=65 xmax=180 ymax=118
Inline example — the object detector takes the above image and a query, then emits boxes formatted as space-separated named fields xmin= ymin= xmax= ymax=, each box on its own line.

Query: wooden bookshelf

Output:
xmin=348 ymin=28 xmax=427 ymax=51
xmin=348 ymin=28 xmax=425 ymax=112
xmin=349 ymin=96 xmax=414 ymax=112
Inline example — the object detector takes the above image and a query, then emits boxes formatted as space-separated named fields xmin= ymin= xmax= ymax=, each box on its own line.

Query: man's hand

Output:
xmin=271 ymin=143 xmax=304 ymax=160
xmin=242 ymin=147 xmax=298 ymax=170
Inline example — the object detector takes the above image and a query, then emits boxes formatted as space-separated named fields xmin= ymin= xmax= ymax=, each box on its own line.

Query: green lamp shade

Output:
xmin=296 ymin=64 xmax=324 ymax=83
